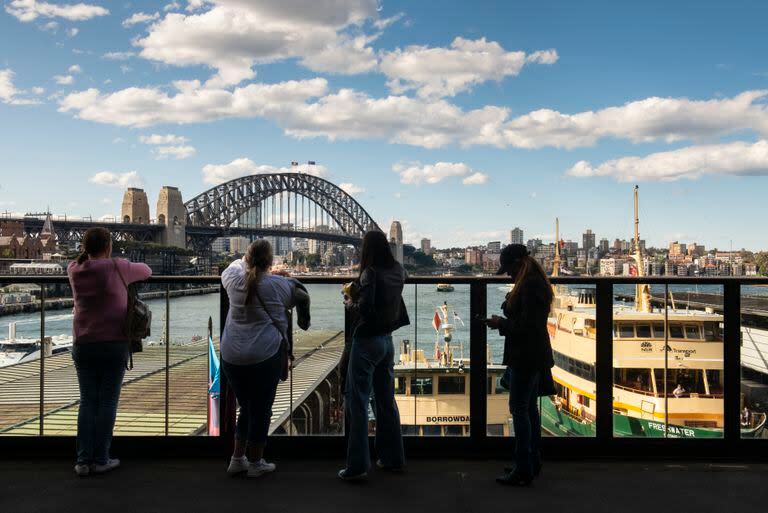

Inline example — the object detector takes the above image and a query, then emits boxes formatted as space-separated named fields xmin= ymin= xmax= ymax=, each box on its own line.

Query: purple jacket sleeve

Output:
xmin=119 ymin=258 xmax=152 ymax=284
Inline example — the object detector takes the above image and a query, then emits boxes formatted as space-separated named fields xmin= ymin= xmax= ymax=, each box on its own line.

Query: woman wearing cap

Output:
xmin=485 ymin=244 xmax=554 ymax=486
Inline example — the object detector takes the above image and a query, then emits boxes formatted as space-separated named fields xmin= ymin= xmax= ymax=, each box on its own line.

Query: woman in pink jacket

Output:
xmin=67 ymin=228 xmax=151 ymax=477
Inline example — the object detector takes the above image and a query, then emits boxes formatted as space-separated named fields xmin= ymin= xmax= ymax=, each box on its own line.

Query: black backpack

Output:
xmin=113 ymin=259 xmax=152 ymax=369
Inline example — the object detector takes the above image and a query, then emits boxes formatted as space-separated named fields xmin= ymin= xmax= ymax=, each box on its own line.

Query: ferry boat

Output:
xmin=0 ymin=323 xmax=74 ymax=367
xmin=543 ymin=188 xmax=766 ymax=438
xmin=394 ymin=301 xmax=513 ymax=435
xmin=436 ymin=283 xmax=455 ymax=292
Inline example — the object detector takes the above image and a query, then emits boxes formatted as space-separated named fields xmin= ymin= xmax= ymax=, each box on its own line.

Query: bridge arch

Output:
xmin=183 ymin=173 xmax=379 ymax=240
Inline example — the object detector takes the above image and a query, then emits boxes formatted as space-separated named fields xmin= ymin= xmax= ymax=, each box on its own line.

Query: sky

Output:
xmin=1 ymin=0 xmax=767 ymax=250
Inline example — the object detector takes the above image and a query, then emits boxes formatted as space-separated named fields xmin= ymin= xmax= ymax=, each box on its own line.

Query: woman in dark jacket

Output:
xmin=485 ymin=244 xmax=554 ymax=486
xmin=339 ymin=230 xmax=410 ymax=480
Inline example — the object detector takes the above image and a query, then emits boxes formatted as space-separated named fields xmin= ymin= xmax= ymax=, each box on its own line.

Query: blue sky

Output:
xmin=1 ymin=0 xmax=767 ymax=250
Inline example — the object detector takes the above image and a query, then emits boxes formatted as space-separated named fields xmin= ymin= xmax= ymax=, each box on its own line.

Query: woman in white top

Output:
xmin=220 ymin=240 xmax=310 ymax=478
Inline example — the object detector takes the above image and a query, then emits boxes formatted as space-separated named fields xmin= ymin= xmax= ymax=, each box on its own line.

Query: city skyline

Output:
xmin=2 ymin=1 xmax=768 ymax=249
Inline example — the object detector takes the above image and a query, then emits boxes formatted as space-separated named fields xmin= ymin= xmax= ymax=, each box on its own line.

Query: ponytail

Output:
xmin=244 ymin=240 xmax=274 ymax=304
xmin=76 ymin=227 xmax=111 ymax=265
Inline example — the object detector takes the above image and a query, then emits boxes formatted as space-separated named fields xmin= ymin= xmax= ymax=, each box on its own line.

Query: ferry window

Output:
xmin=410 ymin=377 xmax=433 ymax=395
xmin=684 ymin=325 xmax=701 ymax=340
xmin=444 ymin=425 xmax=463 ymax=436
xmin=487 ymin=424 xmax=504 ymax=436
xmin=705 ymin=370 xmax=723 ymax=395
xmin=438 ymin=376 xmax=466 ymax=395
xmin=703 ymin=323 xmax=719 ymax=341
xmin=401 ymin=426 xmax=419 ymax=436
xmin=668 ymin=324 xmax=684 ymax=339
xmin=652 ymin=323 xmax=665 ymax=338
xmin=395 ymin=377 xmax=406 ymax=394
xmin=422 ymin=425 xmax=441 ymax=436
xmin=619 ymin=324 xmax=635 ymax=338
xmin=635 ymin=324 xmax=651 ymax=338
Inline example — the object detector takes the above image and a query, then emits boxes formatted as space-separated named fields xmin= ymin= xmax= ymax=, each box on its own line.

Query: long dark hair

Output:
xmin=509 ymin=255 xmax=554 ymax=306
xmin=76 ymin=227 xmax=111 ymax=264
xmin=244 ymin=239 xmax=273 ymax=304
xmin=358 ymin=230 xmax=396 ymax=279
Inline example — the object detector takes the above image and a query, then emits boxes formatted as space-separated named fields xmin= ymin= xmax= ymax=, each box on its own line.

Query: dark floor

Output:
xmin=2 ymin=458 xmax=767 ymax=513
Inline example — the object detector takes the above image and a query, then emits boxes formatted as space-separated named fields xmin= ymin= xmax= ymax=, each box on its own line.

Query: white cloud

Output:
xmin=462 ymin=172 xmax=489 ymax=185
xmin=102 ymin=51 xmax=135 ymax=60
xmin=133 ymin=0 xmax=381 ymax=85
xmin=68 ymin=64 xmax=82 ymax=74
xmin=0 ymin=69 xmax=42 ymax=105
xmin=339 ymin=183 xmax=365 ymax=195
xmin=202 ymin=158 xmax=329 ymax=185
xmin=41 ymin=20 xmax=58 ymax=32
xmin=66 ymin=27 xmax=78 ymax=37
xmin=153 ymin=145 xmax=197 ymax=160
xmin=394 ymin=161 xmax=487 ymax=186
xmin=380 ymin=38 xmax=558 ymax=98
xmin=5 ymin=0 xmax=109 ymax=22
xmin=122 ymin=12 xmax=160 ymax=27
xmin=567 ymin=139 xmax=768 ymax=182
xmin=59 ymin=78 xmax=329 ymax=127
xmin=139 ymin=133 xmax=190 ymax=145
xmin=164 ymin=2 xmax=182 ymax=11
xmin=58 ymin=78 xmax=768 ymax=151
xmin=54 ymin=74 xmax=74 ymax=85
xmin=89 ymin=171 xmax=142 ymax=188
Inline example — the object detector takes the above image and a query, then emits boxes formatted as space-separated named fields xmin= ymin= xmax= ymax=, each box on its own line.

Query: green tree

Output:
xmin=755 ymin=252 xmax=768 ymax=276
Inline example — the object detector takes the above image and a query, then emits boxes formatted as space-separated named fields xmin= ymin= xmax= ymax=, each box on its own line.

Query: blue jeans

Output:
xmin=508 ymin=367 xmax=542 ymax=477
xmin=345 ymin=335 xmax=404 ymax=474
xmin=222 ymin=349 xmax=283 ymax=446
xmin=72 ymin=342 xmax=128 ymax=465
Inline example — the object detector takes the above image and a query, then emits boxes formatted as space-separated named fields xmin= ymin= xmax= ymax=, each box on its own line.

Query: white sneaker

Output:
xmin=227 ymin=456 xmax=249 ymax=475
xmin=90 ymin=459 xmax=120 ymax=474
xmin=74 ymin=464 xmax=90 ymax=477
xmin=247 ymin=459 xmax=276 ymax=478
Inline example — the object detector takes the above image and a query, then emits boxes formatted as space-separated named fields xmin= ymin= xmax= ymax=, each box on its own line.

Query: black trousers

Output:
xmin=222 ymin=350 xmax=282 ymax=446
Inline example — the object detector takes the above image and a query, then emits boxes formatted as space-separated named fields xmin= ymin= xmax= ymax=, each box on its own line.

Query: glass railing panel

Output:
xmin=401 ymin=283 xmax=470 ymax=437
xmin=613 ymin=282 xmax=724 ymax=439
xmin=167 ymin=285 xmax=221 ymax=436
xmin=0 ymin=281 xmax=45 ymax=436
xmin=487 ymin=282 xmax=598 ymax=437
xmin=740 ymin=283 xmax=768 ymax=439
xmin=272 ymin=283 xmax=346 ymax=436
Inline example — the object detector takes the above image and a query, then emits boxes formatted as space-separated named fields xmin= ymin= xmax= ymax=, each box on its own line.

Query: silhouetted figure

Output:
xmin=485 ymin=244 xmax=554 ymax=486
xmin=68 ymin=227 xmax=152 ymax=477
xmin=221 ymin=240 xmax=310 ymax=478
xmin=339 ymin=230 xmax=409 ymax=480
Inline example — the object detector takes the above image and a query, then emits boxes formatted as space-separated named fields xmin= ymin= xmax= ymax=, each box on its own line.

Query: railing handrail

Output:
xmin=2 ymin=275 xmax=768 ymax=285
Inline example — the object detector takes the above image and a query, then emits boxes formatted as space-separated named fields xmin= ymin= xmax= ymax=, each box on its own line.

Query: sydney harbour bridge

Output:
xmin=8 ymin=173 xmax=381 ymax=257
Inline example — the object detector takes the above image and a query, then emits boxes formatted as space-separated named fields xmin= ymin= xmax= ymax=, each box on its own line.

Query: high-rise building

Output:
xmin=526 ymin=238 xmax=542 ymax=255
xmin=389 ymin=221 xmax=404 ymax=264
xmin=487 ymin=241 xmax=501 ymax=253
xmin=510 ymin=227 xmax=524 ymax=245
xmin=420 ymin=238 xmax=432 ymax=255
xmin=465 ymin=247 xmax=484 ymax=266
xmin=308 ymin=225 xmax=331 ymax=255
xmin=599 ymin=238 xmax=610 ymax=254
xmin=582 ymin=229 xmax=595 ymax=252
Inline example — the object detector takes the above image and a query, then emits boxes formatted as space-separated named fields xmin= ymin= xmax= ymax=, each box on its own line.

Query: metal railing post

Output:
xmin=39 ymin=285 xmax=45 ymax=436
xmin=165 ymin=284 xmax=170 ymax=436
xmin=723 ymin=281 xmax=741 ymax=444
xmin=469 ymin=281 xmax=487 ymax=443
xmin=595 ymin=281 xmax=614 ymax=442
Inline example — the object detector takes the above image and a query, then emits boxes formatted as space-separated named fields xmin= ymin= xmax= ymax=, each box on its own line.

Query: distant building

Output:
xmin=483 ymin=251 xmax=501 ymax=273
xmin=389 ymin=221 xmax=404 ymax=264
xmin=599 ymin=238 xmax=610 ymax=254
xmin=465 ymin=247 xmax=484 ymax=266
xmin=211 ymin=237 xmax=230 ymax=254
xmin=669 ymin=241 xmax=687 ymax=257
xmin=582 ymin=229 xmax=596 ymax=252
xmin=487 ymin=241 xmax=501 ymax=253
xmin=420 ymin=238 xmax=432 ymax=255
xmin=510 ymin=227 xmax=524 ymax=245
xmin=599 ymin=258 xmax=624 ymax=276
xmin=229 ymin=236 xmax=250 ymax=254
xmin=563 ymin=240 xmax=578 ymax=256
xmin=526 ymin=238 xmax=542 ymax=255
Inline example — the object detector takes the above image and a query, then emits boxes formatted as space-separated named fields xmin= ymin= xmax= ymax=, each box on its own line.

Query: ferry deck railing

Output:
xmin=1 ymin=275 xmax=767 ymax=460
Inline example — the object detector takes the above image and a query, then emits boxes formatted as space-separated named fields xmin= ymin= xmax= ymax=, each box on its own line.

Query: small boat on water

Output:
xmin=436 ymin=283 xmax=455 ymax=292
